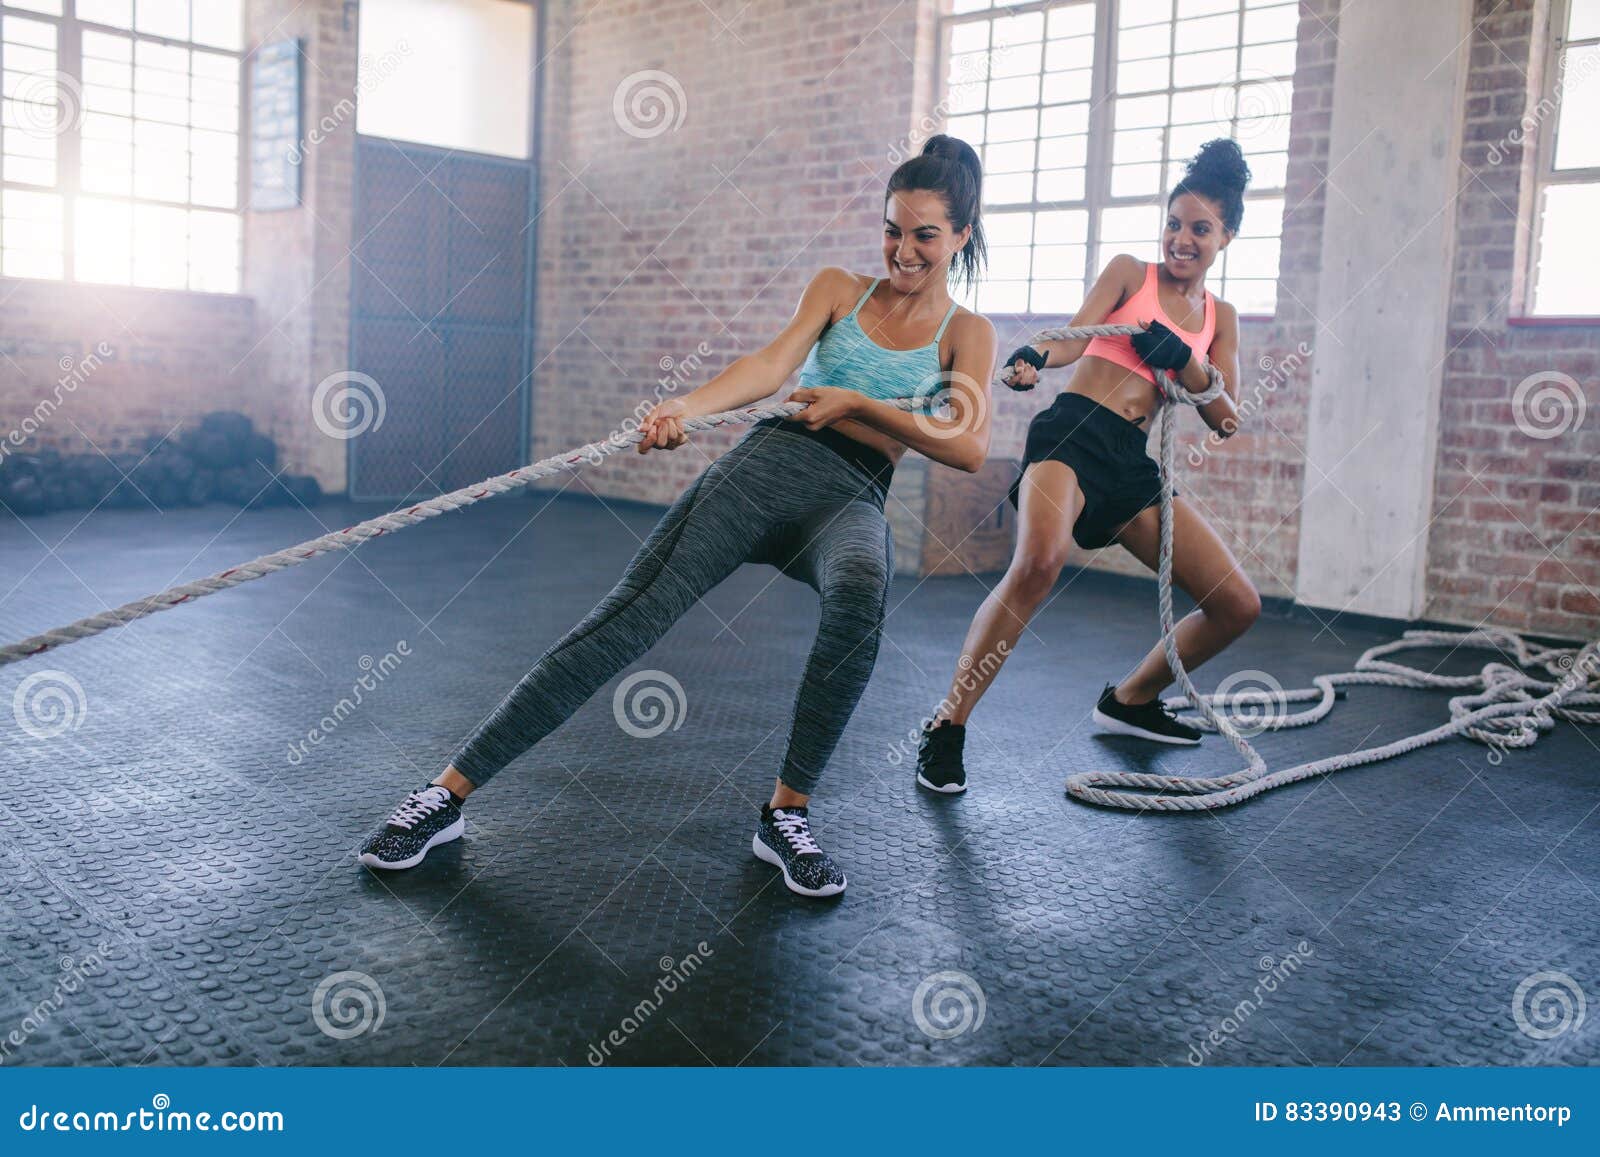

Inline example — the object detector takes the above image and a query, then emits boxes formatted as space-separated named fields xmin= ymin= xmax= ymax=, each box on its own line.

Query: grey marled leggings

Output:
xmin=451 ymin=423 xmax=896 ymax=796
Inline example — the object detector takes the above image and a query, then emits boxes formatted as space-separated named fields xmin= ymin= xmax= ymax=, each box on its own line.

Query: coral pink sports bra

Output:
xmin=1082 ymin=261 xmax=1215 ymax=384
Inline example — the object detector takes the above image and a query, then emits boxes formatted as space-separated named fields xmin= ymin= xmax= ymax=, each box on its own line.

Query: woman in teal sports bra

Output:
xmin=358 ymin=136 xmax=998 ymax=900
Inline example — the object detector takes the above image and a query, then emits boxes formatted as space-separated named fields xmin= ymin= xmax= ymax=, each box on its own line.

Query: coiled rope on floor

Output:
xmin=1019 ymin=326 xmax=1600 ymax=811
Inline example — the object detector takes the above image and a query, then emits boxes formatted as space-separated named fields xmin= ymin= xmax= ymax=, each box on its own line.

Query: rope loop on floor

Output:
xmin=1038 ymin=321 xmax=1600 ymax=810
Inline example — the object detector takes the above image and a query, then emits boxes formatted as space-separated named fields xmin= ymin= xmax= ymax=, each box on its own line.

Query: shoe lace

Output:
xmin=771 ymin=810 xmax=822 ymax=856
xmin=387 ymin=786 xmax=450 ymax=830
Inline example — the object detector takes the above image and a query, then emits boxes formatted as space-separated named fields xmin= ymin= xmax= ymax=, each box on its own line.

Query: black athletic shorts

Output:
xmin=1006 ymin=391 xmax=1174 ymax=550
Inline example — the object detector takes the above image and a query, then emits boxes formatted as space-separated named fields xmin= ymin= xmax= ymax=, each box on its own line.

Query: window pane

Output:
xmin=3 ymin=0 xmax=62 ymax=14
xmin=136 ymin=0 xmax=188 ymax=40
xmin=1036 ymin=167 xmax=1085 ymax=200
xmin=188 ymin=208 xmax=238 ymax=291
xmin=985 ymin=172 xmax=1033 ymax=204
xmin=1568 ymin=0 xmax=1600 ymax=39
xmin=1035 ymin=209 xmax=1088 ymax=243
xmin=356 ymin=0 xmax=532 ymax=158
xmin=1243 ymin=3 xmax=1297 ymax=44
xmin=1031 ymin=279 xmax=1085 ymax=313
xmin=1222 ymin=277 xmax=1276 ymax=314
xmin=1553 ymin=45 xmax=1600 ymax=170
xmin=986 ymin=211 xmax=1035 ymax=247
xmin=75 ymin=195 xmax=133 ymax=283
xmin=191 ymin=1 xmax=242 ymax=50
xmin=976 ymin=280 xmax=1029 ymax=313
xmin=1532 ymin=183 xmax=1599 ymax=315
xmin=78 ymin=0 xmax=134 ymax=28
xmin=133 ymin=201 xmax=187 ymax=288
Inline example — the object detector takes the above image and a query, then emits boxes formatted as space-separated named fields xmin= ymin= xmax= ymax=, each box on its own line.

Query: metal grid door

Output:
xmin=348 ymin=137 xmax=534 ymax=500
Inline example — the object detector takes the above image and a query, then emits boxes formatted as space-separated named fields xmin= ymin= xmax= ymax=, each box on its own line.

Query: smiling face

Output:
xmin=1163 ymin=191 xmax=1232 ymax=278
xmin=883 ymin=189 xmax=971 ymax=294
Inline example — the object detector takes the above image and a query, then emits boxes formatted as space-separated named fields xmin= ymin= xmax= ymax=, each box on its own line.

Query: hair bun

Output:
xmin=1185 ymin=138 xmax=1251 ymax=194
xmin=922 ymin=133 xmax=981 ymax=174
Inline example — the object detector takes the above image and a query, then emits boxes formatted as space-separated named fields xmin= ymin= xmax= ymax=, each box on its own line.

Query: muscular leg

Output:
xmin=437 ymin=467 xmax=770 ymax=797
xmin=766 ymin=500 xmax=895 ymax=806
xmin=937 ymin=461 xmax=1086 ymax=725
xmin=1107 ymin=495 xmax=1262 ymax=705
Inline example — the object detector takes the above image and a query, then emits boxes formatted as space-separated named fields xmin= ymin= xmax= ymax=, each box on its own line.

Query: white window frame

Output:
xmin=1526 ymin=0 xmax=1600 ymax=319
xmin=0 ymin=0 xmax=246 ymax=292
xmin=935 ymin=0 xmax=1294 ymax=318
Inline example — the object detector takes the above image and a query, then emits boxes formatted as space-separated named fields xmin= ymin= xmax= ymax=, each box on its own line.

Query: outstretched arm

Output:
xmin=636 ymin=267 xmax=854 ymax=452
xmin=1003 ymin=253 xmax=1141 ymax=388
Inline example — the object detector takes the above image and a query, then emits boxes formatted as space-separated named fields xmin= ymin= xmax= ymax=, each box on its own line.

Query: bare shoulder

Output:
xmin=1212 ymin=296 xmax=1240 ymax=333
xmin=809 ymin=266 xmax=871 ymax=302
xmin=946 ymin=307 xmax=997 ymax=348
xmin=1106 ymin=252 xmax=1147 ymax=287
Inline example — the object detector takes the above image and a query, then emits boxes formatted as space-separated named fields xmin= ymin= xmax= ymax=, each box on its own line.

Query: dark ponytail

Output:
xmin=886 ymin=134 xmax=987 ymax=291
xmin=1170 ymin=138 xmax=1251 ymax=233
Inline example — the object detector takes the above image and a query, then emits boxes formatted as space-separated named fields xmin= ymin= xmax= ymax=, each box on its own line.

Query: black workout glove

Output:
xmin=1129 ymin=319 xmax=1192 ymax=373
xmin=1002 ymin=344 xmax=1047 ymax=390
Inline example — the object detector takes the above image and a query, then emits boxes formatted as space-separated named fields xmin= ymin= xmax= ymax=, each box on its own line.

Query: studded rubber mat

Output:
xmin=1 ymin=493 xmax=1594 ymax=1067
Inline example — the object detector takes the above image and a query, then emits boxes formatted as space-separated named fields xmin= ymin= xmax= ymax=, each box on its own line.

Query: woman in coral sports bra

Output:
xmin=915 ymin=139 xmax=1262 ymax=794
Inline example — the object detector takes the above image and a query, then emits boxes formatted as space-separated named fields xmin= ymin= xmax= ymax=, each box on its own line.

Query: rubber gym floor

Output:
xmin=2 ymin=493 xmax=1594 ymax=1067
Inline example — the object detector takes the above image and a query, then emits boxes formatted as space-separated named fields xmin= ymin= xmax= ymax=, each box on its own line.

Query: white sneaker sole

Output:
xmin=358 ymin=817 xmax=466 ymax=871
xmin=1091 ymin=706 xmax=1202 ymax=746
xmin=751 ymin=833 xmax=846 ymax=898
xmin=916 ymin=771 xmax=968 ymax=794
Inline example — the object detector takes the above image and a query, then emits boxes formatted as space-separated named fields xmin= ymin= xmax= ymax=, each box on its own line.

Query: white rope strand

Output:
xmin=0 ymin=394 xmax=939 ymax=667
xmin=0 ymin=323 xmax=1148 ymax=668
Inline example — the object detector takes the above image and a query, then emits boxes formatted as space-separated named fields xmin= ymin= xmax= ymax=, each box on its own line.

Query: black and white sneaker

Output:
xmin=357 ymin=784 xmax=465 ymax=870
xmin=1091 ymin=682 xmax=1203 ymax=746
xmin=916 ymin=718 xmax=968 ymax=794
xmin=752 ymin=804 xmax=846 ymax=898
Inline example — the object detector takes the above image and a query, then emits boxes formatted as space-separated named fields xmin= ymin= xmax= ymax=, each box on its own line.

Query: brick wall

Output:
xmin=525 ymin=0 xmax=935 ymax=547
xmin=0 ymin=280 xmax=256 ymax=457
xmin=1427 ymin=0 xmax=1600 ymax=638
xmin=240 ymin=0 xmax=358 ymax=492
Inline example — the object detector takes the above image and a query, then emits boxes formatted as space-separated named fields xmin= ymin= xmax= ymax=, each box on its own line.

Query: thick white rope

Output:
xmin=0 ymin=323 xmax=1148 ymax=668
xmin=1017 ymin=327 xmax=1600 ymax=810
xmin=0 ymin=394 xmax=937 ymax=667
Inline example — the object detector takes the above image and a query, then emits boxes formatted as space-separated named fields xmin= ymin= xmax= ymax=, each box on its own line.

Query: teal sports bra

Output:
xmin=796 ymin=278 xmax=959 ymax=403
xmin=752 ymin=277 xmax=961 ymax=500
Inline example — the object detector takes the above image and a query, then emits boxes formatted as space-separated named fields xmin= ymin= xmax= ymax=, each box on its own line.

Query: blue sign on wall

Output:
xmin=250 ymin=38 xmax=302 ymax=211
